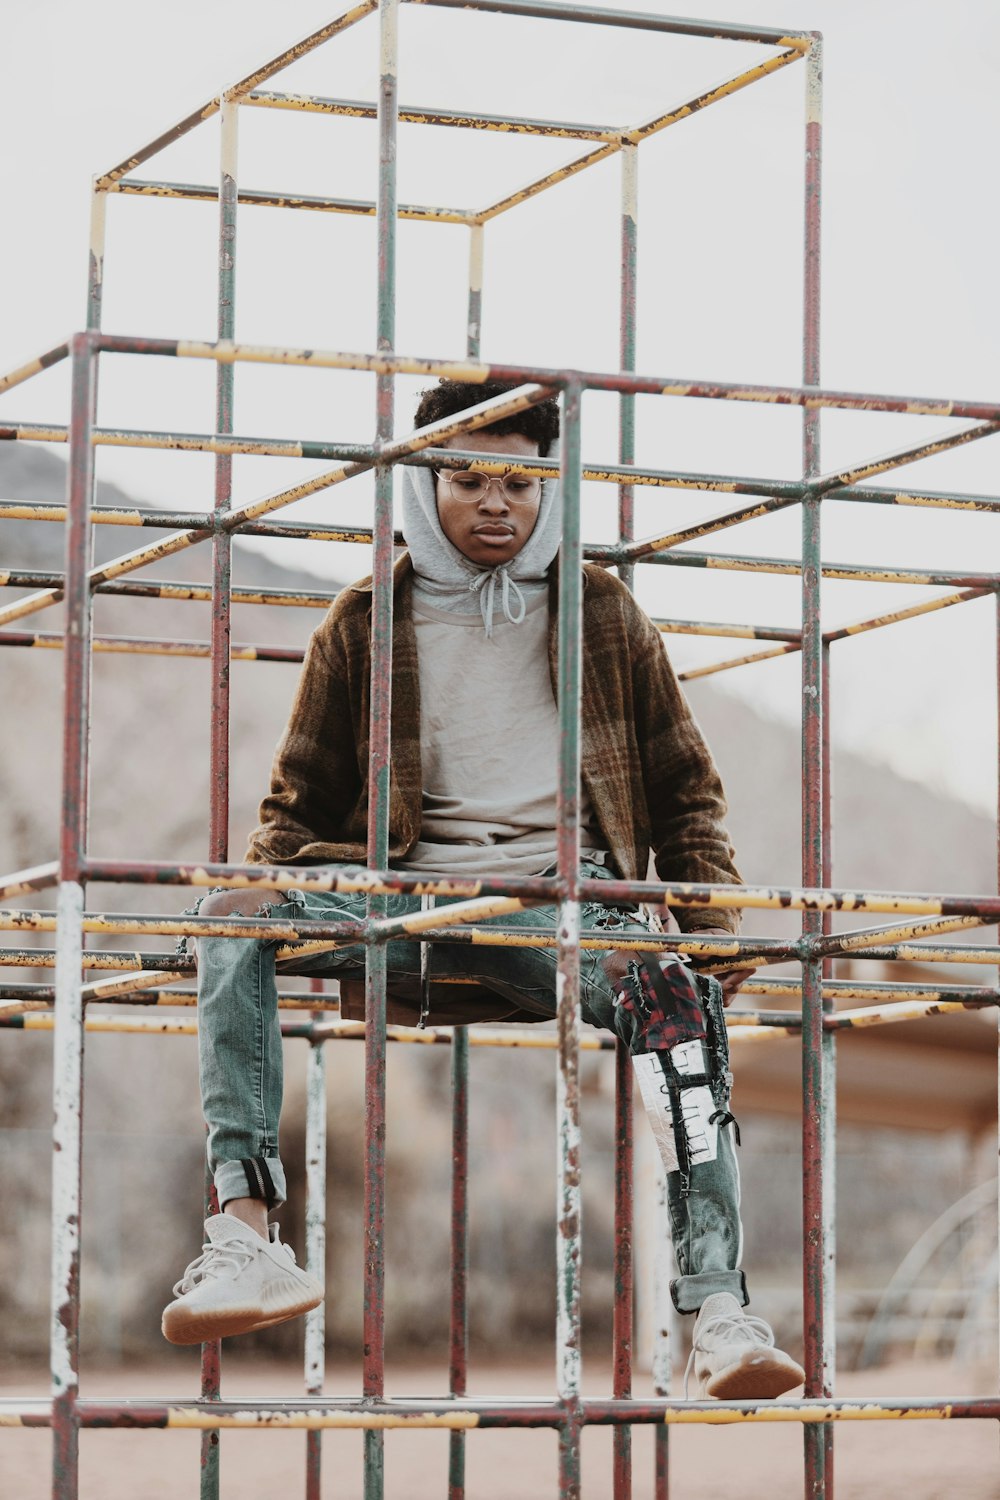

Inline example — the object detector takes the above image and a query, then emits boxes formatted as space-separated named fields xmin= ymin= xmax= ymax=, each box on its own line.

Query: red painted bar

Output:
xmin=448 ymin=1025 xmax=470 ymax=1500
xmin=612 ymin=1039 xmax=634 ymax=1500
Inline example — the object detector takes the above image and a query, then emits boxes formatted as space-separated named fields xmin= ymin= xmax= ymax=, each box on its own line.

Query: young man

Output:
xmin=162 ymin=381 xmax=805 ymax=1401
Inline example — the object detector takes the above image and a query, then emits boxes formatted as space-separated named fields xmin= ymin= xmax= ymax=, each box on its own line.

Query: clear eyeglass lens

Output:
xmin=445 ymin=471 xmax=541 ymax=503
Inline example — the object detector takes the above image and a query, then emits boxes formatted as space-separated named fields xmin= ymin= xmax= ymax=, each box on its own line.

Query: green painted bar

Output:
xmin=555 ymin=384 xmax=584 ymax=1498
xmin=364 ymin=3 xmax=399 ymax=1495
xmin=800 ymin=34 xmax=829 ymax=1500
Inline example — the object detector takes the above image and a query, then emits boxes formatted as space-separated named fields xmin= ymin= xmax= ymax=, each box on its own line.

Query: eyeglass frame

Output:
xmin=431 ymin=466 xmax=543 ymax=505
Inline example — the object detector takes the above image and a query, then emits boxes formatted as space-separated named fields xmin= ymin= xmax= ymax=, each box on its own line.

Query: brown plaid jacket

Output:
xmin=246 ymin=554 xmax=743 ymax=935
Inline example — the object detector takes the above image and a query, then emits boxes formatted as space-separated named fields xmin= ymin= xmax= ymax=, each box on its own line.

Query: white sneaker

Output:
xmin=162 ymin=1212 xmax=323 ymax=1346
xmin=685 ymin=1293 xmax=805 ymax=1400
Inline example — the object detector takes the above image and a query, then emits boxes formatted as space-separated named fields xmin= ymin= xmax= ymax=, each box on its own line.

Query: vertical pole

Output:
xmin=801 ymin=33 xmax=830 ymax=1500
xmin=447 ymin=221 xmax=483 ymax=1500
xmin=556 ymin=382 xmax=584 ymax=1498
xmin=200 ymin=95 xmax=239 ymax=1500
xmin=467 ymin=224 xmax=484 ymax=361
xmin=52 ymin=332 xmax=95 ymax=1500
xmin=617 ymin=143 xmax=638 ymax=595
xmin=304 ymin=990 xmax=328 ymax=1500
xmin=612 ymin=1038 xmax=634 ymax=1500
xmin=365 ymin=5 xmax=398 ymax=1495
xmin=651 ymin=1157 xmax=672 ymax=1500
xmin=995 ymin=592 xmax=999 ymax=1399
xmin=86 ymin=188 xmax=106 ymax=335
xmin=448 ymin=1023 xmax=469 ymax=1500
xmin=615 ymin=137 xmax=639 ymax=1500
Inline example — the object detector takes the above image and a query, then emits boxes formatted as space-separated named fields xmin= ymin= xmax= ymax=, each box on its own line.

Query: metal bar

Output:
xmin=0 ymin=421 xmax=377 ymax=456
xmin=448 ymin=1023 xmax=469 ymax=1500
xmin=651 ymin=1153 xmax=671 ymax=1500
xmin=628 ymin=420 xmax=1000 ymax=572
xmin=0 ymin=574 xmax=343 ymax=607
xmin=615 ymin=143 xmax=637 ymax=1497
xmin=0 ymin=862 xmax=59 ymax=900
xmin=0 ymin=623 xmax=801 ymax=657
xmin=0 ymin=634 xmax=302 ymax=661
xmin=448 ymin=209 xmax=484 ymax=1500
xmin=476 ymin=48 xmax=804 ymax=221
xmin=108 ymin=179 xmax=474 ymax=223
xmin=405 ymin=0 xmax=811 ymax=47
xmin=51 ymin=332 xmax=96 ymax=1500
xmin=2 ymin=430 xmax=999 ymax=521
xmin=0 ymin=385 xmax=555 ymax=632
xmin=467 ymin=225 xmax=484 ymax=360
xmin=9 ymin=991 xmax=1000 ymax=1040
xmin=8 ymin=1393 xmax=1000 ymax=1428
xmin=304 ymin=997 xmax=328 ymax=1500
xmin=823 ymin=586 xmax=991 ymax=643
xmin=612 ymin=1037 xmax=633 ymax=1499
xmin=95 ymin=1 xmax=379 ymax=186
xmin=0 ymin=341 xmax=69 ymax=396
xmin=555 ymin=383 xmax=584 ymax=1497
xmin=617 ymin=142 xmax=638 ymax=595
xmin=244 ymin=89 xmax=620 ymax=140
xmin=85 ymin=331 xmax=1000 ymax=419
xmin=811 ymin=913 xmax=987 ymax=957
xmin=800 ymin=34 xmax=829 ymax=1500
xmin=198 ymin=93 xmax=241 ymax=1500
xmin=71 ymin=857 xmax=1000 ymax=919
xmin=364 ymin=5 xmax=398 ymax=1493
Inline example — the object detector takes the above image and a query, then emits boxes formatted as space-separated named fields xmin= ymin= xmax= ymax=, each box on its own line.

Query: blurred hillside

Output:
xmin=0 ymin=444 xmax=995 ymax=1375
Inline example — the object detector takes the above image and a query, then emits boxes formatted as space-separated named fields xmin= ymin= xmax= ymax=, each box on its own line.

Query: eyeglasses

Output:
xmin=433 ymin=468 xmax=542 ymax=504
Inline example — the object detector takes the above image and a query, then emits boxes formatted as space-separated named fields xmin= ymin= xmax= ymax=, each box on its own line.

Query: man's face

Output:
xmin=434 ymin=430 xmax=543 ymax=568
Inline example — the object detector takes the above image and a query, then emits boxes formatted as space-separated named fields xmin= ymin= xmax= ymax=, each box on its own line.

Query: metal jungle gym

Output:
xmin=1 ymin=3 xmax=999 ymax=1498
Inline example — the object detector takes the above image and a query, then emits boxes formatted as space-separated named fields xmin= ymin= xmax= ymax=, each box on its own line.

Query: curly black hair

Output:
xmin=413 ymin=379 xmax=561 ymax=457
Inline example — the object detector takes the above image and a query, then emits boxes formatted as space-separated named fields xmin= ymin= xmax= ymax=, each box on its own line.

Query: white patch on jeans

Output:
xmin=632 ymin=1041 xmax=719 ymax=1174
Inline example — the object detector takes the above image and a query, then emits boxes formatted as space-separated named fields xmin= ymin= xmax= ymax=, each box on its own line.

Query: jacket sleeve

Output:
xmin=245 ymin=625 xmax=361 ymax=865
xmin=631 ymin=611 xmax=744 ymax=934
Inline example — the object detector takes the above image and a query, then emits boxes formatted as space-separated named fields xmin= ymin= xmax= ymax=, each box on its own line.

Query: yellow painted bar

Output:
xmin=243 ymin=90 xmax=622 ymax=141
xmin=109 ymin=179 xmax=475 ymax=225
xmin=164 ymin=1407 xmax=482 ymax=1430
xmin=679 ymin=643 xmax=801 ymax=681
xmin=626 ymin=46 xmax=804 ymax=144
xmin=656 ymin=1402 xmax=957 ymax=1426
xmin=823 ymin=914 xmax=987 ymax=951
xmin=477 ymin=46 xmax=804 ymax=222
xmin=95 ymin=0 xmax=379 ymax=186
xmin=0 ymin=342 xmax=69 ymax=396
xmin=828 ymin=586 xmax=991 ymax=643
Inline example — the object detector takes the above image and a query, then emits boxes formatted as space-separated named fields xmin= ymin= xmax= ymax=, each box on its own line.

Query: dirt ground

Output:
xmin=3 ymin=1357 xmax=997 ymax=1499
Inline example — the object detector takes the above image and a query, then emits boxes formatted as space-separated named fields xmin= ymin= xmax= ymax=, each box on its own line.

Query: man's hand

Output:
xmin=600 ymin=931 xmax=756 ymax=1009
xmin=686 ymin=927 xmax=756 ymax=1007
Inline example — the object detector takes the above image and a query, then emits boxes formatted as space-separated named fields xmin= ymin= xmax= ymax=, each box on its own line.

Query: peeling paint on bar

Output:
xmin=245 ymin=89 xmax=621 ymax=140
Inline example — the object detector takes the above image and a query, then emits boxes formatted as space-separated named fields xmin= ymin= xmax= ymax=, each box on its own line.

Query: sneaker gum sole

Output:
xmin=162 ymin=1290 xmax=324 ymax=1347
xmin=704 ymin=1350 xmax=806 ymax=1402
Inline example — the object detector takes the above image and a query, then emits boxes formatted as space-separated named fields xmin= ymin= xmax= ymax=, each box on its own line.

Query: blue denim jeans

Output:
xmin=194 ymin=860 xmax=746 ymax=1311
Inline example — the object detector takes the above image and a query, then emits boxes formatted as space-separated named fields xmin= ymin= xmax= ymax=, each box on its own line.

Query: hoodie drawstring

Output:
xmin=468 ymin=567 xmax=527 ymax=638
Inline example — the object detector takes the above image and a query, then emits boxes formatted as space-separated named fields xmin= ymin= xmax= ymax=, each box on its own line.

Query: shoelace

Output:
xmin=683 ymin=1311 xmax=775 ymax=1398
xmin=172 ymin=1234 xmax=257 ymax=1298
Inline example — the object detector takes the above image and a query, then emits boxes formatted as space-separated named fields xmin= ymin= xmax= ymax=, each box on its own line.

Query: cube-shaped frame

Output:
xmin=0 ymin=5 xmax=998 ymax=1500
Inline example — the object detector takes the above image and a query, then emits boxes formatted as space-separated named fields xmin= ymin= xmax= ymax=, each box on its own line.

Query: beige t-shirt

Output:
xmin=393 ymin=592 xmax=608 ymax=879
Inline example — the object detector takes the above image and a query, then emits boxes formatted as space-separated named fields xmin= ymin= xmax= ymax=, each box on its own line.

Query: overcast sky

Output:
xmin=2 ymin=0 xmax=998 ymax=821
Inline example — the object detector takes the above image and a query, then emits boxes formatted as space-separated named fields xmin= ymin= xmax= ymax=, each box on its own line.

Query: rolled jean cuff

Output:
xmin=215 ymin=1156 xmax=286 ymax=1212
xmin=670 ymin=1269 xmax=748 ymax=1315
